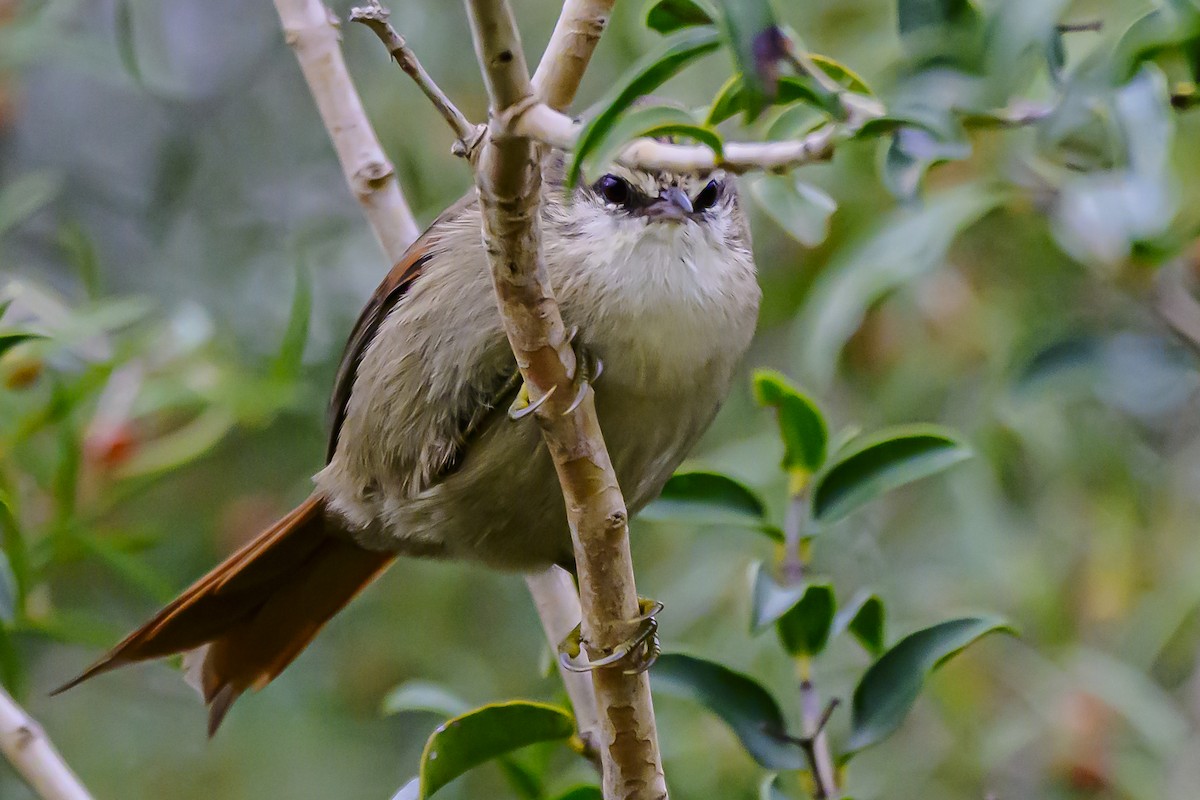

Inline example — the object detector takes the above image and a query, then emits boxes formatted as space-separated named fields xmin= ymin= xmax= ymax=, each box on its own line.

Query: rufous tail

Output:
xmin=53 ymin=495 xmax=394 ymax=735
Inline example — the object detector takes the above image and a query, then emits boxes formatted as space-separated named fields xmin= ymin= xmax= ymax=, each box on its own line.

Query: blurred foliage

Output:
xmin=2 ymin=0 xmax=1200 ymax=798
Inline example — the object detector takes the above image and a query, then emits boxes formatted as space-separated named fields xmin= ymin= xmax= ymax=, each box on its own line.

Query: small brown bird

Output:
xmin=56 ymin=157 xmax=760 ymax=733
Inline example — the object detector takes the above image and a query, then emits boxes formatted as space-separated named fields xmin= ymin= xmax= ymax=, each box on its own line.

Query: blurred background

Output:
xmin=2 ymin=0 xmax=1200 ymax=797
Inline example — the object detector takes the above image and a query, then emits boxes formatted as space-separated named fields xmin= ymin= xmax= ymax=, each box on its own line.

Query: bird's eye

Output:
xmin=595 ymin=175 xmax=632 ymax=207
xmin=693 ymin=180 xmax=720 ymax=212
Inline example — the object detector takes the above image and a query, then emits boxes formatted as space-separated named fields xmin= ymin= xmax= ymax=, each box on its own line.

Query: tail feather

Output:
xmin=54 ymin=495 xmax=394 ymax=734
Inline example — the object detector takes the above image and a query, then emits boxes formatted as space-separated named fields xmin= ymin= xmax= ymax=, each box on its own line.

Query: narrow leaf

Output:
xmin=793 ymin=184 xmax=1003 ymax=387
xmin=645 ymin=0 xmax=715 ymax=34
xmin=750 ymin=175 xmax=837 ymax=247
xmin=833 ymin=591 xmax=886 ymax=656
xmin=419 ymin=702 xmax=575 ymax=798
xmin=716 ymin=0 xmax=784 ymax=121
xmin=0 ymin=332 xmax=45 ymax=359
xmin=549 ymin=787 xmax=603 ymax=800
xmin=812 ymin=424 xmax=971 ymax=524
xmin=269 ymin=263 xmax=312 ymax=383
xmin=775 ymin=583 xmax=836 ymax=656
xmin=653 ymin=653 xmax=805 ymax=769
xmin=569 ymin=29 xmax=721 ymax=187
xmin=750 ymin=562 xmax=808 ymax=632
xmin=898 ymin=0 xmax=975 ymax=37
xmin=382 ymin=680 xmax=470 ymax=717
xmin=849 ymin=617 xmax=1015 ymax=752
xmin=0 ymin=172 xmax=61 ymax=241
xmin=752 ymin=370 xmax=828 ymax=473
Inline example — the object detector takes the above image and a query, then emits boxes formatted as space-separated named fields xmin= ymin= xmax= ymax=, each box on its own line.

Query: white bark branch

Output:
xmin=464 ymin=0 xmax=668 ymax=797
xmin=0 ymin=687 xmax=92 ymax=800
xmin=525 ymin=567 xmax=601 ymax=758
xmin=272 ymin=0 xmax=419 ymax=262
xmin=531 ymin=0 xmax=615 ymax=112
xmin=516 ymin=100 xmax=879 ymax=174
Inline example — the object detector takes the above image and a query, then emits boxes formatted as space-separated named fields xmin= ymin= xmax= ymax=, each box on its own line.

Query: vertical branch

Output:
xmin=531 ymin=0 xmax=615 ymax=111
xmin=272 ymin=0 xmax=419 ymax=261
xmin=0 ymin=687 xmax=93 ymax=800
xmin=274 ymin=0 xmax=601 ymax=753
xmin=464 ymin=0 xmax=668 ymax=797
xmin=525 ymin=567 xmax=600 ymax=757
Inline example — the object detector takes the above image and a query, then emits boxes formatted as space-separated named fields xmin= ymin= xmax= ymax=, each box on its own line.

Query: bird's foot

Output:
xmin=558 ymin=598 xmax=663 ymax=675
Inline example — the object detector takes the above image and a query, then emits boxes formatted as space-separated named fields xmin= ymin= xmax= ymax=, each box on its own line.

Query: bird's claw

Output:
xmin=508 ymin=382 xmax=556 ymax=420
xmin=507 ymin=328 xmax=603 ymax=421
xmin=558 ymin=598 xmax=663 ymax=675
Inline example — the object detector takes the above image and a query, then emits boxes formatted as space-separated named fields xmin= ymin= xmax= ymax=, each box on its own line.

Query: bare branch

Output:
xmin=532 ymin=0 xmax=615 ymax=111
xmin=464 ymin=0 xmax=668 ymax=796
xmin=349 ymin=1 xmax=483 ymax=154
xmin=525 ymin=566 xmax=601 ymax=762
xmin=517 ymin=100 xmax=851 ymax=173
xmin=272 ymin=0 xmax=419 ymax=262
xmin=0 ymin=687 xmax=93 ymax=800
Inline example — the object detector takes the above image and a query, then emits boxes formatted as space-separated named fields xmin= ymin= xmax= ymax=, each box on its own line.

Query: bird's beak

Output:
xmin=646 ymin=187 xmax=693 ymax=220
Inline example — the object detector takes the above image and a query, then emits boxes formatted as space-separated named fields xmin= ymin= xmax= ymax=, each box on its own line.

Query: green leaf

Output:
xmin=652 ymin=653 xmax=805 ymax=769
xmin=642 ymin=471 xmax=774 ymax=538
xmin=750 ymin=562 xmax=808 ymax=632
xmin=0 ymin=493 xmax=27 ymax=620
xmin=381 ymin=680 xmax=470 ymax=717
xmin=811 ymin=424 xmax=971 ymax=524
xmin=645 ymin=0 xmax=715 ymax=34
xmin=751 ymin=370 xmax=828 ymax=473
xmin=716 ymin=0 xmax=784 ymax=122
xmin=70 ymin=530 xmax=174 ymax=602
xmin=708 ymin=75 xmax=826 ymax=125
xmin=793 ymin=184 xmax=1003 ymax=388
xmin=583 ymin=105 xmax=723 ymax=179
xmin=750 ymin=174 xmax=837 ymax=248
xmin=0 ymin=623 xmax=23 ymax=694
xmin=0 ymin=172 xmax=61 ymax=241
xmin=392 ymin=778 xmax=419 ymax=800
xmin=0 ymin=333 xmax=46 ymax=360
xmin=269 ymin=263 xmax=312 ymax=383
xmin=833 ymin=591 xmax=886 ymax=656
xmin=898 ymin=0 xmax=976 ymax=37
xmin=775 ymin=583 xmax=835 ymax=656
xmin=548 ymin=787 xmax=603 ymax=800
xmin=881 ymin=126 xmax=972 ymax=200
xmin=0 ymin=551 xmax=15 ymax=624
xmin=0 ymin=299 xmax=10 ymax=322
xmin=848 ymin=617 xmax=1015 ymax=752
xmin=114 ymin=0 xmax=143 ymax=84
xmin=1115 ymin=2 xmax=1200 ymax=81
xmin=419 ymin=702 xmax=575 ymax=798
xmin=707 ymin=56 xmax=869 ymax=126
xmin=568 ymin=28 xmax=721 ymax=187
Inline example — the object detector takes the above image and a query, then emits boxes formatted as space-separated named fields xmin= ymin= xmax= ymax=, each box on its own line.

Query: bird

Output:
xmin=55 ymin=155 xmax=761 ymax=735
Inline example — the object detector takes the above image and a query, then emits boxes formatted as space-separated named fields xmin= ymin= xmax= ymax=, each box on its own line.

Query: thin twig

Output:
xmin=0 ymin=687 xmax=93 ymax=800
xmin=525 ymin=567 xmax=601 ymax=765
xmin=464 ymin=0 xmax=668 ymax=797
xmin=799 ymin=680 xmax=839 ymax=798
xmin=1056 ymin=20 xmax=1103 ymax=34
xmin=516 ymin=100 xmax=851 ymax=173
xmin=349 ymin=1 xmax=484 ymax=155
xmin=272 ymin=0 xmax=419 ymax=261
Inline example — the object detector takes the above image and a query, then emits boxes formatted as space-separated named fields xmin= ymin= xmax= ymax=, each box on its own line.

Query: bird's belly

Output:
xmin=370 ymin=383 xmax=711 ymax=571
